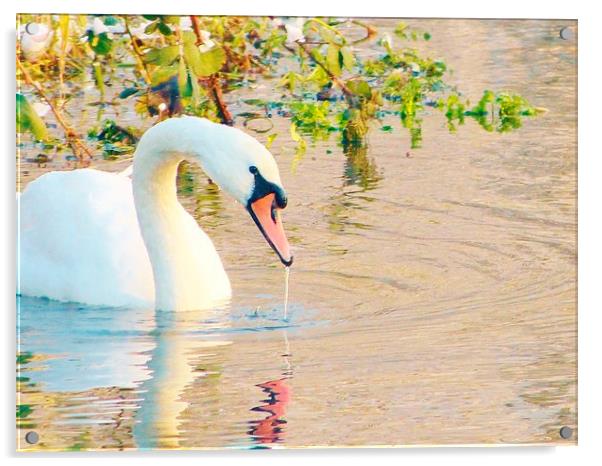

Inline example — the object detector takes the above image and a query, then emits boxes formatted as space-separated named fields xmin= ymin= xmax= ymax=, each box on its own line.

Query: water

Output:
xmin=16 ymin=19 xmax=577 ymax=449
xmin=283 ymin=267 xmax=290 ymax=321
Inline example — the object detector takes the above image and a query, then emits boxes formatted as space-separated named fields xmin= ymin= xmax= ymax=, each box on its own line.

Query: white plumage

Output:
xmin=18 ymin=169 xmax=155 ymax=307
xmin=18 ymin=117 xmax=290 ymax=311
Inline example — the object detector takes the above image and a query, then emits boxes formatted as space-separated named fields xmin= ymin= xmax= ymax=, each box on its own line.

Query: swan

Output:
xmin=18 ymin=116 xmax=293 ymax=311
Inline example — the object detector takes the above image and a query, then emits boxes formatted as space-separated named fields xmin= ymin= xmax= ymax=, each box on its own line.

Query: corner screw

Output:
xmin=559 ymin=27 xmax=574 ymax=40
xmin=25 ymin=431 xmax=39 ymax=445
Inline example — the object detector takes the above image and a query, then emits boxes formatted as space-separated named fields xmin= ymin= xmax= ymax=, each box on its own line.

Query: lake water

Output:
xmin=17 ymin=18 xmax=577 ymax=450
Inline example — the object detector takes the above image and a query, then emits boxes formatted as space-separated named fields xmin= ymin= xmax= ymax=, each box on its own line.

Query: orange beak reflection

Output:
xmin=248 ymin=193 xmax=293 ymax=266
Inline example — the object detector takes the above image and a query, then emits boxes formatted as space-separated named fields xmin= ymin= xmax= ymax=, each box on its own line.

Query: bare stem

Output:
xmin=205 ymin=75 xmax=234 ymax=126
xmin=350 ymin=19 xmax=377 ymax=44
xmin=190 ymin=15 xmax=233 ymax=126
xmin=58 ymin=15 xmax=69 ymax=101
xmin=190 ymin=16 xmax=205 ymax=46
xmin=124 ymin=16 xmax=151 ymax=85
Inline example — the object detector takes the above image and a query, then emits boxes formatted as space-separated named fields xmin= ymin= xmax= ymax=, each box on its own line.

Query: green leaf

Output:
xmin=150 ymin=64 xmax=179 ymax=86
xmin=265 ymin=133 xmax=278 ymax=149
xmin=88 ymin=31 xmax=113 ymax=55
xmin=310 ymin=48 xmax=325 ymax=66
xmin=184 ymin=33 xmax=226 ymax=77
xmin=178 ymin=58 xmax=192 ymax=98
xmin=346 ymin=79 xmax=372 ymax=99
xmin=119 ymin=87 xmax=139 ymax=99
xmin=162 ymin=16 xmax=181 ymax=25
xmin=198 ymin=47 xmax=227 ymax=75
xmin=340 ymin=46 xmax=355 ymax=71
xmin=306 ymin=66 xmax=330 ymax=87
xmin=243 ymin=98 xmax=267 ymax=106
xmin=144 ymin=45 xmax=179 ymax=65
xmin=16 ymin=94 xmax=48 ymax=141
xmin=157 ymin=22 xmax=173 ymax=36
xmin=290 ymin=122 xmax=307 ymax=152
xmin=326 ymin=44 xmax=342 ymax=77
xmin=279 ymin=71 xmax=303 ymax=92
xmin=189 ymin=68 xmax=202 ymax=105
xmin=103 ymin=16 xmax=118 ymax=26
xmin=17 ymin=404 xmax=32 ymax=419
xmin=93 ymin=61 xmax=105 ymax=96
xmin=303 ymin=18 xmax=344 ymax=45
xmin=144 ymin=21 xmax=159 ymax=35
xmin=394 ymin=22 xmax=408 ymax=39
xmin=17 ymin=352 xmax=34 ymax=365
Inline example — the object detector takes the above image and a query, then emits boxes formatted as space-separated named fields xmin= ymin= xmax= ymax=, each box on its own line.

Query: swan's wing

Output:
xmin=18 ymin=168 xmax=154 ymax=307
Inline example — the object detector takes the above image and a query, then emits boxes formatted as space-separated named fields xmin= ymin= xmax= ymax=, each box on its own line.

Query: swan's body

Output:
xmin=18 ymin=117 xmax=292 ymax=311
xmin=19 ymin=168 xmax=156 ymax=307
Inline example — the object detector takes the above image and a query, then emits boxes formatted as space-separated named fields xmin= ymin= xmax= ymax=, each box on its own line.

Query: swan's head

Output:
xmin=189 ymin=119 xmax=293 ymax=266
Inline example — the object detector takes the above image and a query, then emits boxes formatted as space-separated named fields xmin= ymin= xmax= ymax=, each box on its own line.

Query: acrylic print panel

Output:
xmin=16 ymin=15 xmax=577 ymax=451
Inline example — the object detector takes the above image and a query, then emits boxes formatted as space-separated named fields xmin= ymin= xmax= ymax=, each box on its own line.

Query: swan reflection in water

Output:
xmin=18 ymin=296 xmax=294 ymax=449
xmin=248 ymin=332 xmax=293 ymax=447
xmin=133 ymin=307 xmax=232 ymax=450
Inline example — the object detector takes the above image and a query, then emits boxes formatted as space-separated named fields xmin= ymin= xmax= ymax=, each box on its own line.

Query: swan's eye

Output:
xmin=249 ymin=166 xmax=258 ymax=175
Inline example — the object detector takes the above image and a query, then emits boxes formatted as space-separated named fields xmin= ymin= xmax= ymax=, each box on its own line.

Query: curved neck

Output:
xmin=131 ymin=119 xmax=231 ymax=310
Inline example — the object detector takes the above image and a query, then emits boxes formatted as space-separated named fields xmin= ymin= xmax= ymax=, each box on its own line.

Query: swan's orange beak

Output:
xmin=248 ymin=193 xmax=293 ymax=266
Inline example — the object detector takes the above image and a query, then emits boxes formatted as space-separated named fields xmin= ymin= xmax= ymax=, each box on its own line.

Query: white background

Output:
xmin=2 ymin=0 xmax=601 ymax=464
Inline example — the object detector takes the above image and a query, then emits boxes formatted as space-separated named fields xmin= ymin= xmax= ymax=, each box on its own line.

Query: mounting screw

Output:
xmin=559 ymin=27 xmax=574 ymax=41
xmin=25 ymin=431 xmax=39 ymax=445
xmin=559 ymin=426 xmax=573 ymax=439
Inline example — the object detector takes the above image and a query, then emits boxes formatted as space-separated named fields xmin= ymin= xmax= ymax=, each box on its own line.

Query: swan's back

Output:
xmin=18 ymin=169 xmax=154 ymax=307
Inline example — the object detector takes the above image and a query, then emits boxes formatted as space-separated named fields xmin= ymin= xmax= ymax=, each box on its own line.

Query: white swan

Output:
xmin=18 ymin=117 xmax=293 ymax=311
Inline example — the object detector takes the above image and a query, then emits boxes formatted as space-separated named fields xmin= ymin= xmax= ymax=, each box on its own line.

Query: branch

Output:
xmin=350 ymin=20 xmax=377 ymax=44
xmin=296 ymin=40 xmax=355 ymax=101
xmin=190 ymin=15 xmax=234 ymax=126
xmin=190 ymin=16 xmax=205 ymax=46
xmin=17 ymin=56 xmax=93 ymax=163
xmin=205 ymin=75 xmax=234 ymax=126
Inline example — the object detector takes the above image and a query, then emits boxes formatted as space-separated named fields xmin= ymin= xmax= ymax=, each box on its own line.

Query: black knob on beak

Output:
xmin=274 ymin=186 xmax=288 ymax=209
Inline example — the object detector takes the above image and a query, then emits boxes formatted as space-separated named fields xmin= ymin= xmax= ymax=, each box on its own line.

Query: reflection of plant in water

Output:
xmin=461 ymin=90 xmax=544 ymax=133
xmin=17 ymin=15 xmax=544 ymax=167
xmin=17 ymin=351 xmax=36 ymax=431
xmin=343 ymin=145 xmax=381 ymax=190
xmin=176 ymin=162 xmax=225 ymax=228
xmin=67 ymin=430 xmax=94 ymax=451
xmin=87 ymin=119 xmax=139 ymax=159
xmin=17 ymin=348 xmax=139 ymax=450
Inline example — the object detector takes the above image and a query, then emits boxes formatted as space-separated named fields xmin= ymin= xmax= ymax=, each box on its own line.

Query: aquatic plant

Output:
xmin=16 ymin=15 xmax=544 ymax=165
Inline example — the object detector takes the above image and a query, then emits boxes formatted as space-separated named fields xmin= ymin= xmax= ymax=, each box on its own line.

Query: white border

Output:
xmin=4 ymin=0 xmax=582 ymax=19
xmin=3 ymin=1 xmax=601 ymax=465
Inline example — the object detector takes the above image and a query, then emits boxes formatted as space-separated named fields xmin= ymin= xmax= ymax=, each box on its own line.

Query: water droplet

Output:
xmin=283 ymin=266 xmax=290 ymax=321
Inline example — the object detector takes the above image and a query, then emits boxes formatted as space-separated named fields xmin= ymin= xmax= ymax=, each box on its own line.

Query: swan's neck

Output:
xmin=132 ymin=143 xmax=229 ymax=311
